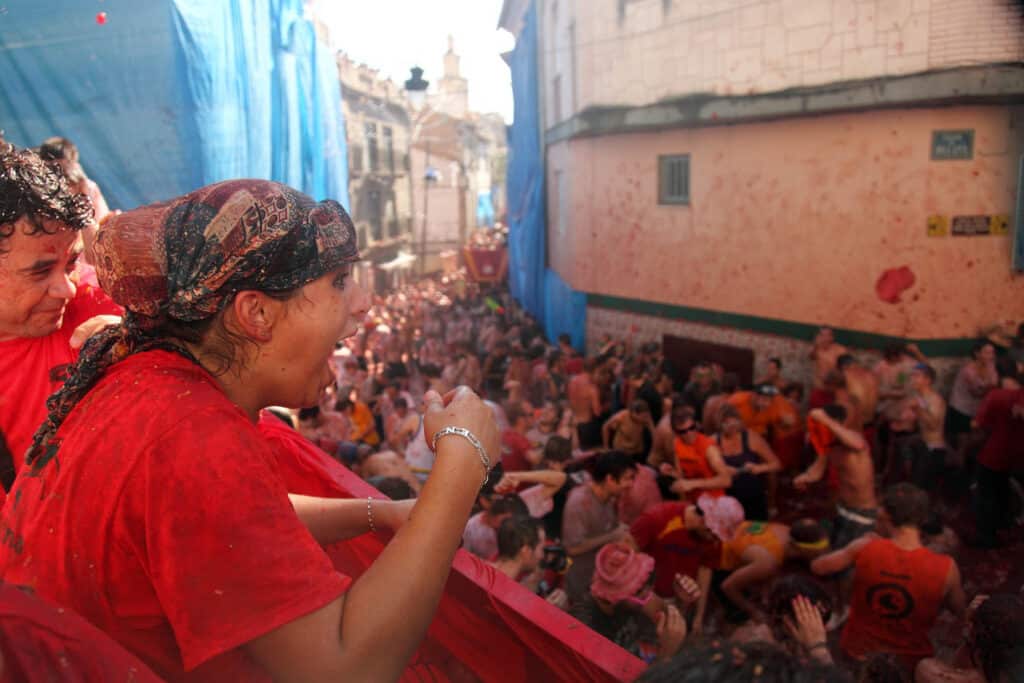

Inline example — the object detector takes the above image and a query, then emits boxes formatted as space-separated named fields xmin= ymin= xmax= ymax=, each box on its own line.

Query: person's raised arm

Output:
xmin=808 ymin=408 xmax=866 ymax=452
xmin=245 ymin=387 xmax=499 ymax=682
xmin=811 ymin=534 xmax=873 ymax=576
xmin=495 ymin=469 xmax=568 ymax=499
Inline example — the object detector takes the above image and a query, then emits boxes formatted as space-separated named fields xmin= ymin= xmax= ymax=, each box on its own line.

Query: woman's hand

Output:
xmin=423 ymin=387 xmax=500 ymax=472
xmin=373 ymin=499 xmax=417 ymax=532
xmin=672 ymin=573 xmax=701 ymax=606
xmin=70 ymin=314 xmax=122 ymax=350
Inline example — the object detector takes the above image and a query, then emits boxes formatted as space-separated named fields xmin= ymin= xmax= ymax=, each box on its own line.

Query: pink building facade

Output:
xmin=530 ymin=0 xmax=1024 ymax=381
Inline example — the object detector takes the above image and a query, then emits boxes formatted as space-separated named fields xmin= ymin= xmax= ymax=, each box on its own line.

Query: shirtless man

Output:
xmin=602 ymin=399 xmax=654 ymax=461
xmin=569 ymin=358 xmax=603 ymax=450
xmin=795 ymin=405 xmax=878 ymax=549
xmin=904 ymin=364 xmax=947 ymax=496
xmin=837 ymin=354 xmax=879 ymax=428
xmin=809 ymin=328 xmax=848 ymax=406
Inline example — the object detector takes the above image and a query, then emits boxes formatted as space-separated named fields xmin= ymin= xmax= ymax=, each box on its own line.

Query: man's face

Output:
xmin=909 ymin=369 xmax=928 ymax=392
xmin=524 ymin=529 xmax=546 ymax=571
xmin=607 ymin=469 xmax=637 ymax=497
xmin=0 ymin=218 xmax=83 ymax=341
xmin=673 ymin=418 xmax=699 ymax=444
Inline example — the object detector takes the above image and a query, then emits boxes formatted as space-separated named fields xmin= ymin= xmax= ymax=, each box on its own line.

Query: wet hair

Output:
xmin=996 ymin=356 xmax=1019 ymax=382
xmin=487 ymin=494 xmax=520 ymax=518
xmin=912 ymin=363 xmax=937 ymax=384
xmin=37 ymin=136 xmax=85 ymax=184
xmin=298 ymin=406 xmax=320 ymax=422
xmin=393 ymin=397 xmax=408 ymax=410
xmin=882 ymin=344 xmax=906 ymax=362
xmin=366 ymin=475 xmax=416 ymax=501
xmin=970 ymin=594 xmax=1024 ymax=682
xmin=0 ymin=144 xmax=93 ymax=254
xmin=783 ymin=382 xmax=804 ymax=402
xmin=721 ymin=372 xmax=740 ymax=394
xmin=542 ymin=435 xmax=572 ymax=464
xmin=836 ymin=354 xmax=856 ymax=371
xmin=590 ymin=450 xmax=637 ymax=484
xmin=638 ymin=639 xmax=847 ymax=683
xmin=629 ymin=399 xmax=650 ymax=415
xmin=790 ymin=518 xmax=828 ymax=546
xmin=719 ymin=406 xmax=742 ymax=424
xmin=857 ymin=653 xmax=909 ymax=683
xmin=971 ymin=340 xmax=994 ymax=360
xmin=882 ymin=483 xmax=929 ymax=528
xmin=822 ymin=403 xmax=847 ymax=423
xmin=672 ymin=405 xmax=697 ymax=425
xmin=504 ymin=400 xmax=528 ymax=425
xmin=769 ymin=358 xmax=782 ymax=370
xmin=766 ymin=575 xmax=834 ymax=644
xmin=496 ymin=516 xmax=542 ymax=559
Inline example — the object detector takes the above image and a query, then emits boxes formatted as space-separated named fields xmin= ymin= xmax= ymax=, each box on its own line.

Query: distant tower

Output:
xmin=435 ymin=34 xmax=469 ymax=119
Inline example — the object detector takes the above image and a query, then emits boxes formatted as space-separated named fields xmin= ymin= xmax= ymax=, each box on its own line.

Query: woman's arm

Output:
xmin=245 ymin=388 xmax=499 ymax=682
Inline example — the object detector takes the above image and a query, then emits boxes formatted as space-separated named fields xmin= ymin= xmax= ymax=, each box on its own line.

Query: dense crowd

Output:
xmin=0 ymin=137 xmax=1021 ymax=682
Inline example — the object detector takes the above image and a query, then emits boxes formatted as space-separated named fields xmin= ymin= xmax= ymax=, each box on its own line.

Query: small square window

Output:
xmin=658 ymin=154 xmax=690 ymax=205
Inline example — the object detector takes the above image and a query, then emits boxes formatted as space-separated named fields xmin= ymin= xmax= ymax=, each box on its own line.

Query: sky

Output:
xmin=311 ymin=0 xmax=516 ymax=122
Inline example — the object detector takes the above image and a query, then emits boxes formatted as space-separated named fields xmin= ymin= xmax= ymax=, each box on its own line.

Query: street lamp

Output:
xmin=404 ymin=66 xmax=433 ymax=275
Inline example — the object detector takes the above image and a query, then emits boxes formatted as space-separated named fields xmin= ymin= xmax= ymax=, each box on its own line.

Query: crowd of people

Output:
xmin=0 ymin=137 xmax=1021 ymax=682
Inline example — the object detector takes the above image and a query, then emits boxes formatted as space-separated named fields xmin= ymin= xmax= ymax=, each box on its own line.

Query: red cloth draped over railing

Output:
xmin=463 ymin=247 xmax=508 ymax=283
xmin=259 ymin=413 xmax=645 ymax=683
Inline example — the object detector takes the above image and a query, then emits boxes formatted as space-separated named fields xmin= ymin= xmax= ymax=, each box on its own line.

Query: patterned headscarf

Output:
xmin=27 ymin=179 xmax=360 ymax=470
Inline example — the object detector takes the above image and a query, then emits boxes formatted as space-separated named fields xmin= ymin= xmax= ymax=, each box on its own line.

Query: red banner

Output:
xmin=260 ymin=413 xmax=645 ymax=683
xmin=463 ymin=247 xmax=508 ymax=283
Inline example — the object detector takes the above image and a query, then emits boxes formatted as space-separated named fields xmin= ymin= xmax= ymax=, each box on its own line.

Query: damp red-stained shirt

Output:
xmin=0 ymin=281 xmax=121 ymax=475
xmin=630 ymin=502 xmax=721 ymax=598
xmin=0 ymin=583 xmax=163 ymax=683
xmin=975 ymin=388 xmax=1024 ymax=472
xmin=0 ymin=350 xmax=350 ymax=681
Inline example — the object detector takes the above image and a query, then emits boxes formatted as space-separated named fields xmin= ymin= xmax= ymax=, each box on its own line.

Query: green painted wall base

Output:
xmin=587 ymin=293 xmax=978 ymax=357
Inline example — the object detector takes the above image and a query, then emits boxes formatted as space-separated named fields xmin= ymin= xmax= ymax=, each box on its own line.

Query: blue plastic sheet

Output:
xmin=506 ymin=1 xmax=585 ymax=350
xmin=0 ymin=0 xmax=348 ymax=210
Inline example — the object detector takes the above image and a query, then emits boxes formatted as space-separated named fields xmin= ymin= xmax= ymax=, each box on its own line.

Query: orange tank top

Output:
xmin=841 ymin=539 xmax=952 ymax=661
xmin=674 ymin=434 xmax=724 ymax=502
xmin=721 ymin=521 xmax=786 ymax=571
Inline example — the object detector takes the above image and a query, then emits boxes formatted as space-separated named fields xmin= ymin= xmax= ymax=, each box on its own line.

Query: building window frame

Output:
xmin=383 ymin=126 xmax=395 ymax=173
xmin=658 ymin=154 xmax=690 ymax=205
xmin=365 ymin=122 xmax=379 ymax=172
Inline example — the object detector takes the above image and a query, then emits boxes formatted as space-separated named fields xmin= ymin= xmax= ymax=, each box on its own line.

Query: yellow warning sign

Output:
xmin=991 ymin=214 xmax=1009 ymax=235
xmin=927 ymin=215 xmax=948 ymax=237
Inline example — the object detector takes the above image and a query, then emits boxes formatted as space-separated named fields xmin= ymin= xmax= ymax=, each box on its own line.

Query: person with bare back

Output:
xmin=809 ymin=328 xmax=848 ymax=409
xmin=569 ymin=358 xmax=604 ymax=450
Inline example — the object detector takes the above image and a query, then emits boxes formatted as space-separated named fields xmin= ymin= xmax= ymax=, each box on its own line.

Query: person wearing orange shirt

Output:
xmin=657 ymin=405 xmax=732 ymax=503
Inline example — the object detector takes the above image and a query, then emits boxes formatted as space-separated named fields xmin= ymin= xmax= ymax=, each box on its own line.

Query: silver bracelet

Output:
xmin=366 ymin=497 xmax=376 ymax=533
xmin=431 ymin=426 xmax=492 ymax=485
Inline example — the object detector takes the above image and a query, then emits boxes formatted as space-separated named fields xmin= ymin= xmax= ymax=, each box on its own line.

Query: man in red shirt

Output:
xmin=972 ymin=380 xmax=1024 ymax=547
xmin=811 ymin=484 xmax=966 ymax=673
xmin=501 ymin=399 xmax=541 ymax=472
xmin=0 ymin=145 xmax=120 ymax=487
xmin=629 ymin=494 xmax=743 ymax=633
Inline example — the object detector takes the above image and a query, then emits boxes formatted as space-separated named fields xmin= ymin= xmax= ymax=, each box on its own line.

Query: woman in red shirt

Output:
xmin=0 ymin=180 xmax=499 ymax=682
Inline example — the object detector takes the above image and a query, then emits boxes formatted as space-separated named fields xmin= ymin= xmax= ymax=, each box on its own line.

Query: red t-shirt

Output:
xmin=630 ymin=502 xmax=720 ymax=597
xmin=0 ymin=350 xmax=350 ymax=681
xmin=0 ymin=583 xmax=163 ymax=683
xmin=975 ymin=388 xmax=1024 ymax=472
xmin=501 ymin=429 xmax=533 ymax=472
xmin=0 ymin=283 xmax=121 ymax=475
xmin=841 ymin=539 xmax=952 ymax=662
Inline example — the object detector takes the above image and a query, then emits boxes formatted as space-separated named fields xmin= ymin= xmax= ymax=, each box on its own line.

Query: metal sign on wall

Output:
xmin=931 ymin=130 xmax=974 ymax=160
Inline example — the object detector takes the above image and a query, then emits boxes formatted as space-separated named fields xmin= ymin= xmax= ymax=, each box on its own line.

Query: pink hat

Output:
xmin=590 ymin=543 xmax=656 ymax=604
xmin=698 ymin=494 xmax=744 ymax=542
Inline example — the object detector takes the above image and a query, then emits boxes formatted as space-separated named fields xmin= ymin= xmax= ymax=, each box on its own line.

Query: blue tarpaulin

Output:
xmin=0 ymin=0 xmax=348 ymax=211
xmin=505 ymin=1 xmax=585 ymax=349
